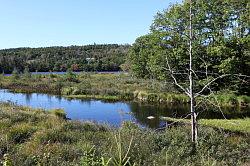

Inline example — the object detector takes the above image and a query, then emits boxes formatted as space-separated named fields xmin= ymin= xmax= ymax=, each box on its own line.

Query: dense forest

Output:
xmin=127 ymin=0 xmax=250 ymax=95
xmin=0 ymin=44 xmax=130 ymax=73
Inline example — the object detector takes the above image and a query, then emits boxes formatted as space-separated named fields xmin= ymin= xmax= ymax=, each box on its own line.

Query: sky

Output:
xmin=0 ymin=0 xmax=180 ymax=49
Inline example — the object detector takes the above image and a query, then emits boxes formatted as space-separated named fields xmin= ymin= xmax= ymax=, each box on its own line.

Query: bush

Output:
xmin=23 ymin=67 xmax=31 ymax=79
xmin=48 ymin=109 xmax=67 ymax=119
xmin=64 ymin=68 xmax=78 ymax=82
xmin=7 ymin=124 xmax=36 ymax=143
xmin=237 ymin=95 xmax=250 ymax=106
xmin=62 ymin=121 xmax=108 ymax=132
xmin=11 ymin=68 xmax=20 ymax=80
xmin=34 ymin=129 xmax=77 ymax=144
xmin=62 ymin=87 xmax=75 ymax=95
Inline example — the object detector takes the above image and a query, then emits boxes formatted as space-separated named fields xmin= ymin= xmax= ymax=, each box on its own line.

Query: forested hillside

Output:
xmin=0 ymin=44 xmax=130 ymax=73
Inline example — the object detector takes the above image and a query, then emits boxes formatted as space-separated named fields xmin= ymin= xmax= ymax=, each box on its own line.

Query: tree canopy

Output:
xmin=128 ymin=0 xmax=249 ymax=95
xmin=0 ymin=44 xmax=130 ymax=73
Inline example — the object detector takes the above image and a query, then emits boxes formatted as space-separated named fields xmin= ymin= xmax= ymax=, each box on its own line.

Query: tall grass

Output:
xmin=0 ymin=73 xmax=249 ymax=106
xmin=0 ymin=103 xmax=249 ymax=165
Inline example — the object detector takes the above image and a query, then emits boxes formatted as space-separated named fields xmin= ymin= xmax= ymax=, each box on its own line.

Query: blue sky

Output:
xmin=0 ymin=0 xmax=180 ymax=49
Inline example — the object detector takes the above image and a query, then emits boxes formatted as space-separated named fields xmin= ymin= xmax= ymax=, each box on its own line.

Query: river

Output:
xmin=0 ymin=89 xmax=249 ymax=128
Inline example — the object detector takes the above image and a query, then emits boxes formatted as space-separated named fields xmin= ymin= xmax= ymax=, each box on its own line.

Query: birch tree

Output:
xmin=165 ymin=0 xmax=249 ymax=144
xmin=129 ymin=0 xmax=250 ymax=144
xmin=165 ymin=0 xmax=198 ymax=143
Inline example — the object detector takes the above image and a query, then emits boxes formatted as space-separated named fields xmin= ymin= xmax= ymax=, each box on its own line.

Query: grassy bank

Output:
xmin=163 ymin=117 xmax=250 ymax=134
xmin=200 ymin=118 xmax=250 ymax=134
xmin=0 ymin=73 xmax=249 ymax=107
xmin=0 ymin=103 xmax=249 ymax=165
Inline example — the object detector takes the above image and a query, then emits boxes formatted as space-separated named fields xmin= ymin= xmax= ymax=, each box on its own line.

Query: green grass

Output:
xmin=200 ymin=118 xmax=250 ymax=133
xmin=162 ymin=117 xmax=250 ymax=134
xmin=0 ymin=103 xmax=249 ymax=165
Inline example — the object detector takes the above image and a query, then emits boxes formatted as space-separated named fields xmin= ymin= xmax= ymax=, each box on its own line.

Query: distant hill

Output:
xmin=0 ymin=44 xmax=130 ymax=73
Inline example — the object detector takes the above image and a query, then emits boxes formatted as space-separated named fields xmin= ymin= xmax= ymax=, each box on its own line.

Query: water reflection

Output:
xmin=0 ymin=89 xmax=249 ymax=128
xmin=25 ymin=93 xmax=32 ymax=104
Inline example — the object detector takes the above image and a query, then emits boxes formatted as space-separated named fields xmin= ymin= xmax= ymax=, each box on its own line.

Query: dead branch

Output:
xmin=165 ymin=55 xmax=190 ymax=96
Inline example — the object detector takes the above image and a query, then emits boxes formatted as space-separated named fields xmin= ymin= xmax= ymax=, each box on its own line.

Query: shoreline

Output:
xmin=0 ymin=73 xmax=249 ymax=107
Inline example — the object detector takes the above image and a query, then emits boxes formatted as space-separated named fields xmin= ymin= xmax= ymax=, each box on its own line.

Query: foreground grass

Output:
xmin=0 ymin=73 xmax=249 ymax=107
xmin=0 ymin=103 xmax=249 ymax=166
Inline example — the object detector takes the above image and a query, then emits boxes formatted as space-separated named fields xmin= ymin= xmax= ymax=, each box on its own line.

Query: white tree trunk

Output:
xmin=189 ymin=0 xmax=198 ymax=144
xmin=190 ymin=95 xmax=198 ymax=143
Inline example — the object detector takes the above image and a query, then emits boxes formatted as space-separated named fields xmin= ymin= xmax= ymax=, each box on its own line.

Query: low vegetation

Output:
xmin=200 ymin=118 xmax=250 ymax=134
xmin=0 ymin=73 xmax=249 ymax=107
xmin=163 ymin=117 xmax=250 ymax=134
xmin=0 ymin=103 xmax=249 ymax=165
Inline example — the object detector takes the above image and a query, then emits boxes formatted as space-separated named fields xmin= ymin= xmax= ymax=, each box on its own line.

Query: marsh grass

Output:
xmin=0 ymin=74 xmax=249 ymax=107
xmin=0 ymin=103 xmax=249 ymax=165
xmin=200 ymin=118 xmax=250 ymax=133
xmin=162 ymin=117 xmax=250 ymax=134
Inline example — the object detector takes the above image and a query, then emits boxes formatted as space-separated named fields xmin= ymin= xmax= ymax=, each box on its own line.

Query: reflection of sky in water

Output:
xmin=0 ymin=89 xmax=132 ymax=126
xmin=0 ymin=89 xmax=249 ymax=128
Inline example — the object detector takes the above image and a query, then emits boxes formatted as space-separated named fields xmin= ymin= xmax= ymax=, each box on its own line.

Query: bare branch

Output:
xmin=199 ymin=86 xmax=228 ymax=120
xmin=162 ymin=67 xmax=188 ymax=75
xmin=194 ymin=71 xmax=220 ymax=76
xmin=195 ymin=73 xmax=250 ymax=98
xmin=194 ymin=74 xmax=230 ymax=98
xmin=198 ymin=57 xmax=209 ymax=78
xmin=165 ymin=56 xmax=190 ymax=96
xmin=190 ymin=69 xmax=199 ymax=79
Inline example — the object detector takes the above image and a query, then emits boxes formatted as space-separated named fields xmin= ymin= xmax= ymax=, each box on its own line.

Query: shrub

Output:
xmin=62 ymin=121 xmax=108 ymax=132
xmin=62 ymin=87 xmax=74 ymax=95
xmin=23 ymin=67 xmax=31 ymax=79
xmin=48 ymin=109 xmax=67 ymax=119
xmin=80 ymin=146 xmax=102 ymax=166
xmin=7 ymin=124 xmax=36 ymax=143
xmin=64 ymin=68 xmax=78 ymax=82
xmin=34 ymin=129 xmax=77 ymax=144
xmin=237 ymin=95 xmax=250 ymax=107
xmin=11 ymin=68 xmax=20 ymax=80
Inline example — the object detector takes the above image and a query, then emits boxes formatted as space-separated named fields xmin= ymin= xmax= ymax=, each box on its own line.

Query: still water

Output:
xmin=0 ymin=89 xmax=249 ymax=128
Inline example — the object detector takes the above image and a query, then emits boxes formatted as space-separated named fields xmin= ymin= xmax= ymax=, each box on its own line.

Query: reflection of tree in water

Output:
xmin=64 ymin=98 xmax=92 ymax=106
xmin=42 ymin=94 xmax=53 ymax=104
xmin=198 ymin=106 xmax=250 ymax=119
xmin=24 ymin=93 xmax=32 ymax=104
xmin=55 ymin=95 xmax=62 ymax=103
xmin=128 ymin=103 xmax=250 ymax=128
xmin=79 ymin=99 xmax=92 ymax=106
xmin=128 ymin=102 xmax=189 ymax=128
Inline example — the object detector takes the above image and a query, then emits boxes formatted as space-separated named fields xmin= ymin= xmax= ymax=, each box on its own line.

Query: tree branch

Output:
xmin=165 ymin=56 xmax=190 ymax=96
xmin=195 ymin=73 xmax=250 ymax=98
xmin=195 ymin=74 xmax=230 ymax=98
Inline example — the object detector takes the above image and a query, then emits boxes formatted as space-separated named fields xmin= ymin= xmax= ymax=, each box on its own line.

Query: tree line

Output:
xmin=127 ymin=0 xmax=249 ymax=95
xmin=0 ymin=44 xmax=130 ymax=73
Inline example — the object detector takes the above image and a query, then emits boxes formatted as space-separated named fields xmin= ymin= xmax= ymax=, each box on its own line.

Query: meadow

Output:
xmin=0 ymin=102 xmax=249 ymax=166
